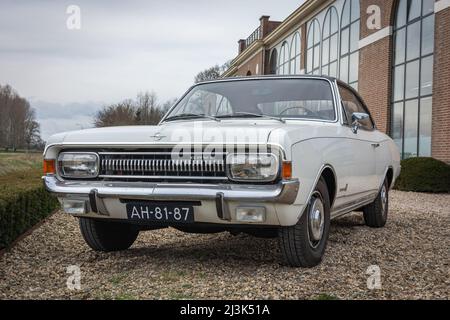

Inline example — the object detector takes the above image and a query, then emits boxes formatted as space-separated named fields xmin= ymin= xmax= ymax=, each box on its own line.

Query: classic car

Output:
xmin=43 ymin=76 xmax=401 ymax=268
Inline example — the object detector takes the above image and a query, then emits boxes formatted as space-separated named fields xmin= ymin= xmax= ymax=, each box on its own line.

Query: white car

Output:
xmin=43 ymin=76 xmax=401 ymax=268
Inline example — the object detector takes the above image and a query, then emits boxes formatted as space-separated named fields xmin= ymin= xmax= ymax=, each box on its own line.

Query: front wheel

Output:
xmin=79 ymin=218 xmax=139 ymax=252
xmin=363 ymin=178 xmax=389 ymax=228
xmin=278 ymin=178 xmax=331 ymax=268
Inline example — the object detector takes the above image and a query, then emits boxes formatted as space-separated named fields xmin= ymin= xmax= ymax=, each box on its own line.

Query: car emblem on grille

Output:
xmin=150 ymin=133 xmax=165 ymax=141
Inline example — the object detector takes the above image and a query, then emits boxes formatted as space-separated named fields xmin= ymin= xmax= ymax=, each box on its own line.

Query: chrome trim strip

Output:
xmin=331 ymin=194 xmax=377 ymax=219
xmin=44 ymin=143 xmax=288 ymax=162
xmin=97 ymin=175 xmax=229 ymax=181
xmin=43 ymin=176 xmax=300 ymax=204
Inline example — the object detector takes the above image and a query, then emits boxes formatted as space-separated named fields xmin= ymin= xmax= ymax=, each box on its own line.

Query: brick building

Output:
xmin=223 ymin=0 xmax=450 ymax=162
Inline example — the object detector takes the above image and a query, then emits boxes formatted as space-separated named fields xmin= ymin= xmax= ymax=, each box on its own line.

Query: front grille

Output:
xmin=98 ymin=152 xmax=227 ymax=182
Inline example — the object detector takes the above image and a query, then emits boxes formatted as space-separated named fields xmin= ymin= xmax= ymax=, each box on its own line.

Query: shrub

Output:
xmin=0 ymin=168 xmax=59 ymax=248
xmin=394 ymin=157 xmax=450 ymax=193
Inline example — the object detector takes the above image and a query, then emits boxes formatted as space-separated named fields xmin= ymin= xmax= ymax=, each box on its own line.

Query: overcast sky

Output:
xmin=0 ymin=0 xmax=302 ymax=139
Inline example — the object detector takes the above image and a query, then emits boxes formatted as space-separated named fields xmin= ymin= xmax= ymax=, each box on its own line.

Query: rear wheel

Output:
xmin=79 ymin=218 xmax=139 ymax=252
xmin=278 ymin=178 xmax=331 ymax=268
xmin=363 ymin=178 xmax=389 ymax=228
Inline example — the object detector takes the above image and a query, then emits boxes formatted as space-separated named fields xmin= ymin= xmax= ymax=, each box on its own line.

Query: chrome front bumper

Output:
xmin=43 ymin=176 xmax=299 ymax=203
xmin=43 ymin=176 xmax=300 ymax=223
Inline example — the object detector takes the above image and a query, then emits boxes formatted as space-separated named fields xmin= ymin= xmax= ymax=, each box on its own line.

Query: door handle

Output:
xmin=371 ymin=143 xmax=380 ymax=148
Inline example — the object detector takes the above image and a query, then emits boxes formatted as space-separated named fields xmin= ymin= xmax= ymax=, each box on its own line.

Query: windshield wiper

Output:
xmin=228 ymin=112 xmax=286 ymax=123
xmin=164 ymin=113 xmax=220 ymax=122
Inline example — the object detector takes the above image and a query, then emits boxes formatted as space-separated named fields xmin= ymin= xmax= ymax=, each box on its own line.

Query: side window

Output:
xmin=339 ymin=85 xmax=374 ymax=130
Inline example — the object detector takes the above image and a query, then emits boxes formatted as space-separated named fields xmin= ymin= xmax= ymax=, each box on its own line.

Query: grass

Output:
xmin=0 ymin=152 xmax=42 ymax=176
xmin=315 ymin=293 xmax=339 ymax=300
xmin=109 ymin=273 xmax=129 ymax=286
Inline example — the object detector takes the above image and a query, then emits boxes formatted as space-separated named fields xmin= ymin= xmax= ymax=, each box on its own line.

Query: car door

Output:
xmin=336 ymin=85 xmax=380 ymax=207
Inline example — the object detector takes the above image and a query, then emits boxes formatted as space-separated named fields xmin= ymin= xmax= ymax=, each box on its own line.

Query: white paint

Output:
xmin=358 ymin=26 xmax=393 ymax=49
xmin=435 ymin=0 xmax=450 ymax=13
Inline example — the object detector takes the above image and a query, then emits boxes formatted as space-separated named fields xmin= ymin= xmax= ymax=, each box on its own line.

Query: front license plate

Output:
xmin=126 ymin=203 xmax=194 ymax=223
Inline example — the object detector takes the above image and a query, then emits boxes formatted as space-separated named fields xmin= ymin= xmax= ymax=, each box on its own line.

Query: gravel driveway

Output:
xmin=0 ymin=191 xmax=449 ymax=300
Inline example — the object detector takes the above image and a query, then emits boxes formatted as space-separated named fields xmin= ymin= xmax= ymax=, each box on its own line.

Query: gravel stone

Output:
xmin=0 ymin=190 xmax=448 ymax=300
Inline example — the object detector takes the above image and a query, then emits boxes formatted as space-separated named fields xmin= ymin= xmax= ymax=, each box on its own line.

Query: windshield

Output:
xmin=164 ymin=78 xmax=336 ymax=122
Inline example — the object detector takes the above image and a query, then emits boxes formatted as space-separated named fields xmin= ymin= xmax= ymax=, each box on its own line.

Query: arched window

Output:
xmin=322 ymin=7 xmax=339 ymax=78
xmin=391 ymin=0 xmax=435 ymax=158
xmin=246 ymin=70 xmax=252 ymax=76
xmin=278 ymin=41 xmax=290 ymax=75
xmin=290 ymin=32 xmax=301 ymax=74
xmin=306 ymin=19 xmax=321 ymax=75
xmin=340 ymin=0 xmax=360 ymax=89
xmin=269 ymin=49 xmax=278 ymax=75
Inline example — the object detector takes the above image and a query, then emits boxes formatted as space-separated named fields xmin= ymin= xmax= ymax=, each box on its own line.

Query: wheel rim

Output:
xmin=308 ymin=192 xmax=325 ymax=248
xmin=381 ymin=184 xmax=388 ymax=217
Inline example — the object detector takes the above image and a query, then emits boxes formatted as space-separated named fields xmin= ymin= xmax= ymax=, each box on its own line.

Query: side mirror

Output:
xmin=351 ymin=112 xmax=369 ymax=134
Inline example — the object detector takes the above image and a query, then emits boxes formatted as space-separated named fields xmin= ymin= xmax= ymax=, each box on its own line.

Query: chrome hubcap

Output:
xmin=308 ymin=194 xmax=325 ymax=248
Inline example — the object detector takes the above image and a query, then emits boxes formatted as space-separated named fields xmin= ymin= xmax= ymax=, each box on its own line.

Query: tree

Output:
xmin=194 ymin=65 xmax=222 ymax=83
xmin=93 ymin=92 xmax=176 ymax=128
xmin=194 ymin=60 xmax=233 ymax=83
xmin=94 ymin=100 xmax=136 ymax=127
xmin=0 ymin=84 xmax=43 ymax=151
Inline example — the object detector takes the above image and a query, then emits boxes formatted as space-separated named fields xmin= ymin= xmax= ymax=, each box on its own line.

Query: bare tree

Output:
xmin=93 ymin=92 xmax=176 ymax=128
xmin=0 ymin=84 xmax=42 ymax=151
xmin=194 ymin=61 xmax=233 ymax=83
xmin=194 ymin=65 xmax=221 ymax=83
xmin=94 ymin=100 xmax=136 ymax=127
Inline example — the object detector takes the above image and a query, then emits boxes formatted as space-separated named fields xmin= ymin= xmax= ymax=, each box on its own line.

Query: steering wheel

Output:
xmin=278 ymin=106 xmax=316 ymax=117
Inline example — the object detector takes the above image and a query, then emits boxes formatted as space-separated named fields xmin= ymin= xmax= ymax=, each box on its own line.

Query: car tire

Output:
xmin=79 ymin=218 xmax=139 ymax=252
xmin=244 ymin=229 xmax=279 ymax=239
xmin=278 ymin=178 xmax=331 ymax=268
xmin=363 ymin=178 xmax=389 ymax=228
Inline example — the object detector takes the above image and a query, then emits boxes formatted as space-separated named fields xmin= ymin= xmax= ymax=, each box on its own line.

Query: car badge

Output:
xmin=150 ymin=133 xmax=165 ymax=141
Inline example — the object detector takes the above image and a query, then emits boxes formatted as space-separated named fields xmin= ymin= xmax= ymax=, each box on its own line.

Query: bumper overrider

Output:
xmin=43 ymin=176 xmax=300 ymax=225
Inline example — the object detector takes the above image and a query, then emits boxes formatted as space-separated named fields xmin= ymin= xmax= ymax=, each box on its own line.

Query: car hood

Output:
xmin=47 ymin=120 xmax=287 ymax=146
xmin=46 ymin=119 xmax=340 ymax=158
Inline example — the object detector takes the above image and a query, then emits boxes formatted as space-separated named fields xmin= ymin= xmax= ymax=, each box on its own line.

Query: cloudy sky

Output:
xmin=0 ymin=0 xmax=302 ymax=139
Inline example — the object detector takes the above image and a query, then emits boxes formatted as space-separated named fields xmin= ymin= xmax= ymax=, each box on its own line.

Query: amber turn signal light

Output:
xmin=282 ymin=161 xmax=292 ymax=180
xmin=43 ymin=159 xmax=56 ymax=175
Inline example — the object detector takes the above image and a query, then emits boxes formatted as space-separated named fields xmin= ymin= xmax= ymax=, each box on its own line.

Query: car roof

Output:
xmin=196 ymin=74 xmax=338 ymax=86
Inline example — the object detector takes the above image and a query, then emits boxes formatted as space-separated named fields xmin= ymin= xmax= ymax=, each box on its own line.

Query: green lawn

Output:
xmin=0 ymin=152 xmax=42 ymax=176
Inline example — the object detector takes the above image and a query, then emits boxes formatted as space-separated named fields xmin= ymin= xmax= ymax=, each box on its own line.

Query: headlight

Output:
xmin=58 ymin=152 xmax=99 ymax=178
xmin=226 ymin=153 xmax=279 ymax=182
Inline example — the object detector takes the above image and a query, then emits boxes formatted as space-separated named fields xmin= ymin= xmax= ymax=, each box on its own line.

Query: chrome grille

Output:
xmin=98 ymin=152 xmax=227 ymax=181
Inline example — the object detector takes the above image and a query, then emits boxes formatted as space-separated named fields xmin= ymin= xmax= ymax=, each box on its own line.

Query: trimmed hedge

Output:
xmin=394 ymin=157 xmax=450 ymax=193
xmin=0 ymin=169 xmax=59 ymax=248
